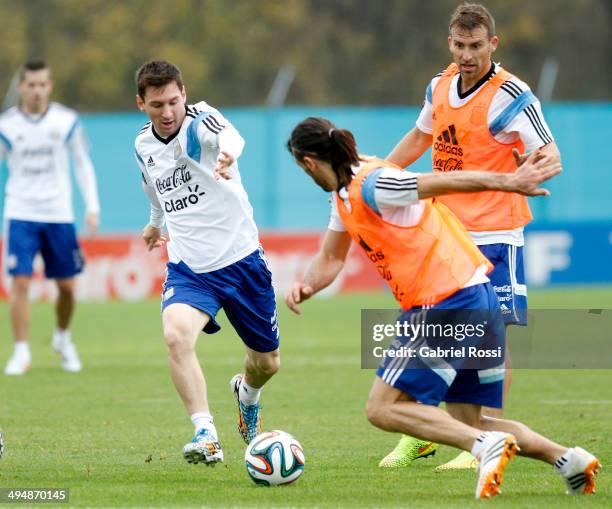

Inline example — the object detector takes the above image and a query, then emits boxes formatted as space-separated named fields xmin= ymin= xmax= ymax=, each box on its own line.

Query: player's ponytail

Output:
xmin=329 ymin=128 xmax=359 ymax=190
xmin=287 ymin=117 xmax=359 ymax=190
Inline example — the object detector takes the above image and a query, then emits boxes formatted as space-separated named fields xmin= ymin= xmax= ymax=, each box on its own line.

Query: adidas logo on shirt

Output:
xmin=433 ymin=123 xmax=464 ymax=172
xmin=147 ymin=156 xmax=155 ymax=167
xmin=433 ymin=124 xmax=463 ymax=156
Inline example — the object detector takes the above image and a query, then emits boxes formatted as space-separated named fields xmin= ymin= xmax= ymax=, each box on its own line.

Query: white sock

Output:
xmin=239 ymin=378 xmax=261 ymax=405
xmin=191 ymin=412 xmax=217 ymax=435
xmin=553 ymin=448 xmax=573 ymax=475
xmin=14 ymin=341 xmax=30 ymax=357
xmin=471 ymin=432 xmax=490 ymax=458
xmin=54 ymin=328 xmax=71 ymax=345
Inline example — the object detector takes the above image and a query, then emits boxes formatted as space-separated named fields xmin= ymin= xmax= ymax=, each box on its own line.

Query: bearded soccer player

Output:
xmin=380 ymin=3 xmax=561 ymax=471
xmin=0 ymin=60 xmax=100 ymax=375
xmin=134 ymin=60 xmax=280 ymax=465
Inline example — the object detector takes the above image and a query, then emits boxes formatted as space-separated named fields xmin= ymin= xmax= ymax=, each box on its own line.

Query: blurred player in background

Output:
xmin=285 ymin=117 xmax=598 ymax=499
xmin=381 ymin=2 xmax=561 ymax=471
xmin=0 ymin=60 xmax=100 ymax=375
xmin=134 ymin=60 xmax=280 ymax=465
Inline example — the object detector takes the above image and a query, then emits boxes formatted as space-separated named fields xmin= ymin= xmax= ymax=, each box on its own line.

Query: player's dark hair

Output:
xmin=136 ymin=60 xmax=184 ymax=98
xmin=287 ymin=117 xmax=359 ymax=191
xmin=449 ymin=3 xmax=496 ymax=38
xmin=19 ymin=60 xmax=49 ymax=81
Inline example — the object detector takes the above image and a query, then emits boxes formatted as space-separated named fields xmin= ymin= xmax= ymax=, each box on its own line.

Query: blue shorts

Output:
xmin=3 ymin=219 xmax=84 ymax=278
xmin=479 ymin=244 xmax=527 ymax=326
xmin=376 ymin=283 xmax=505 ymax=408
xmin=161 ymin=248 xmax=280 ymax=353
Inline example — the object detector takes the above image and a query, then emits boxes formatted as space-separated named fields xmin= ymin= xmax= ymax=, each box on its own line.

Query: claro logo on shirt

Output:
xmin=163 ymin=185 xmax=206 ymax=213
xmin=433 ymin=124 xmax=464 ymax=172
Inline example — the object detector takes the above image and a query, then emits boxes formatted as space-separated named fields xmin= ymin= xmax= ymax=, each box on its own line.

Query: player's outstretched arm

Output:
xmin=386 ymin=127 xmax=432 ymax=168
xmin=416 ymin=151 xmax=561 ymax=199
xmin=504 ymin=151 xmax=562 ymax=196
xmin=285 ymin=229 xmax=352 ymax=315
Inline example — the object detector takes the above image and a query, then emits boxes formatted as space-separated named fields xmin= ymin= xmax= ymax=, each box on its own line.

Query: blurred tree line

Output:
xmin=0 ymin=0 xmax=609 ymax=110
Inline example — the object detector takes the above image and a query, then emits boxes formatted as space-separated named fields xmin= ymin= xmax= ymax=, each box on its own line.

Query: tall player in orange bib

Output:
xmin=381 ymin=2 xmax=561 ymax=471
xmin=285 ymin=117 xmax=599 ymax=499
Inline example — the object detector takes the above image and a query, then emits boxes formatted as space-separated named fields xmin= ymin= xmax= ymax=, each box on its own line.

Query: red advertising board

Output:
xmin=0 ymin=234 xmax=383 ymax=301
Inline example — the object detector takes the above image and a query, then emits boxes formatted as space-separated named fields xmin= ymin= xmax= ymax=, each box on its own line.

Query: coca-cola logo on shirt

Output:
xmin=155 ymin=164 xmax=192 ymax=194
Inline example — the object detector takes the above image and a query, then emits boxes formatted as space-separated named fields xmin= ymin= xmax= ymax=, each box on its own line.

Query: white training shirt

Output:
xmin=328 ymin=163 xmax=489 ymax=288
xmin=135 ymin=101 xmax=259 ymax=273
xmin=416 ymin=63 xmax=555 ymax=246
xmin=0 ymin=103 xmax=100 ymax=223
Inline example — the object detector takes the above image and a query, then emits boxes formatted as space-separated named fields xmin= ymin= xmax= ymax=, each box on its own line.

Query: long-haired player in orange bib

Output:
xmin=285 ymin=117 xmax=599 ymax=499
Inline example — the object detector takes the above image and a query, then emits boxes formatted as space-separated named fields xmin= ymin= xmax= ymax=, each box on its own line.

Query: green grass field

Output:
xmin=0 ymin=288 xmax=611 ymax=508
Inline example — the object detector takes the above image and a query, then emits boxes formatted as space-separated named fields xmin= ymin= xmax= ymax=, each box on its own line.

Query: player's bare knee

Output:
xmin=56 ymin=280 xmax=75 ymax=298
xmin=163 ymin=324 xmax=194 ymax=357
xmin=254 ymin=351 xmax=280 ymax=377
xmin=11 ymin=277 xmax=30 ymax=296
xmin=365 ymin=398 xmax=387 ymax=429
xmin=261 ymin=359 xmax=280 ymax=378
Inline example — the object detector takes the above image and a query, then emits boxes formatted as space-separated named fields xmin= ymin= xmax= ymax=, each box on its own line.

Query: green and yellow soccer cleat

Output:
xmin=434 ymin=450 xmax=478 ymax=472
xmin=379 ymin=435 xmax=438 ymax=468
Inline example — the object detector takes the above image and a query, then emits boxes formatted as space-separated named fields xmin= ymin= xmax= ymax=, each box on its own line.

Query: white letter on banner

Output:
xmin=525 ymin=231 xmax=573 ymax=286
